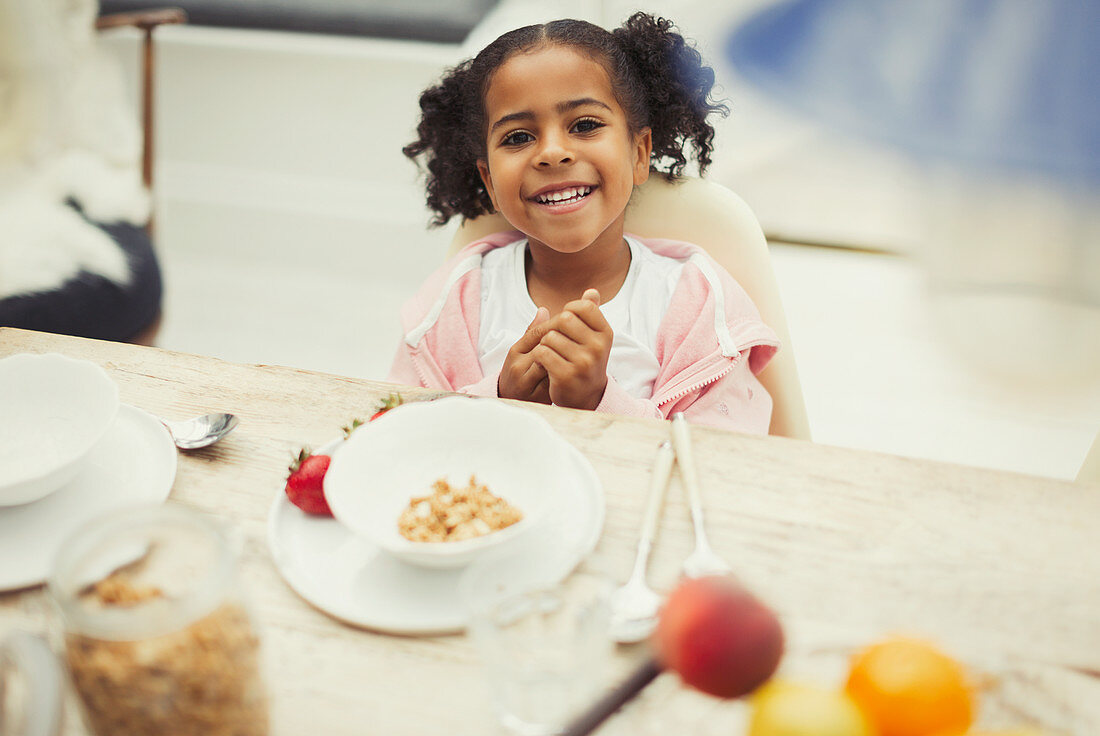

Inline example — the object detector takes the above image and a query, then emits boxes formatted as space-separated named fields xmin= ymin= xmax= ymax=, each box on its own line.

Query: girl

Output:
xmin=389 ymin=12 xmax=779 ymax=432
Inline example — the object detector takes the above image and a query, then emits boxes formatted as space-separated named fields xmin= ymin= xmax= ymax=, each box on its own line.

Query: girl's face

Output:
xmin=477 ymin=44 xmax=651 ymax=256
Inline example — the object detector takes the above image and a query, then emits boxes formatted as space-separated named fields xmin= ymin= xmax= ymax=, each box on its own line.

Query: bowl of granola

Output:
xmin=324 ymin=397 xmax=565 ymax=569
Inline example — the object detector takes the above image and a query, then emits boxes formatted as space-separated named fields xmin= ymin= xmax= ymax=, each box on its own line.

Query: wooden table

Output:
xmin=2 ymin=327 xmax=1097 ymax=734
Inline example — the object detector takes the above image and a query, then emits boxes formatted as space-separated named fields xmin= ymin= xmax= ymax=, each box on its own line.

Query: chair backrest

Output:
xmin=1078 ymin=431 xmax=1100 ymax=484
xmin=448 ymin=176 xmax=811 ymax=440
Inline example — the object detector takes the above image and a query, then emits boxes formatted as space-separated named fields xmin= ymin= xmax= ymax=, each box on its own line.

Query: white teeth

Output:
xmin=536 ymin=186 xmax=591 ymax=204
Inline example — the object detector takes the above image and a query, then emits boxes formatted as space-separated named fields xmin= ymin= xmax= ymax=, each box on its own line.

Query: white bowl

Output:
xmin=0 ymin=354 xmax=120 ymax=506
xmin=325 ymin=397 xmax=571 ymax=569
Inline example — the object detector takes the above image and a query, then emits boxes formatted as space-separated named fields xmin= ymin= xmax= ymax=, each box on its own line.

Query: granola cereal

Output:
xmin=65 ymin=573 xmax=268 ymax=736
xmin=398 ymin=476 xmax=522 ymax=542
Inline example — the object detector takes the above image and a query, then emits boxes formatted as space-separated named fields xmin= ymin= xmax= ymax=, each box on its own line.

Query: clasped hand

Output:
xmin=497 ymin=289 xmax=612 ymax=410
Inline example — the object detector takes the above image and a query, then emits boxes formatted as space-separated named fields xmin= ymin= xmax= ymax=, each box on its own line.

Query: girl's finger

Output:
xmin=581 ymin=288 xmax=601 ymax=305
xmin=532 ymin=343 xmax=573 ymax=377
xmin=560 ymin=298 xmax=612 ymax=334
xmin=529 ymin=372 xmax=551 ymax=404
xmin=513 ymin=306 xmax=552 ymax=354
xmin=519 ymin=358 xmax=548 ymax=388
xmin=539 ymin=329 xmax=585 ymax=364
xmin=545 ymin=310 xmax=598 ymax=348
xmin=542 ymin=327 xmax=610 ymax=372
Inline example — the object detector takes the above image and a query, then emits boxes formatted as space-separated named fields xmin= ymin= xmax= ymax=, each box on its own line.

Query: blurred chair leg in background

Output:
xmin=95 ymin=6 xmax=187 ymax=237
xmin=94 ymin=7 xmax=187 ymax=344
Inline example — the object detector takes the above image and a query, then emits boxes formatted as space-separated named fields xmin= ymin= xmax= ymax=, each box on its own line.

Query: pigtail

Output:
xmin=612 ymin=12 xmax=727 ymax=178
xmin=402 ymin=60 xmax=492 ymax=226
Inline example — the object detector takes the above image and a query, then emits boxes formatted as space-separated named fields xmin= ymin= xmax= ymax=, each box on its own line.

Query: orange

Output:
xmin=844 ymin=637 xmax=973 ymax=736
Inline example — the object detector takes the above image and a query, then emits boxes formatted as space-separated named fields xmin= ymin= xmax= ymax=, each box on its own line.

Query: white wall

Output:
xmin=102 ymin=25 xmax=461 ymax=379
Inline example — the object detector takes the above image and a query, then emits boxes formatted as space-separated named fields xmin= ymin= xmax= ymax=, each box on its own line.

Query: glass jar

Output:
xmin=48 ymin=505 xmax=268 ymax=736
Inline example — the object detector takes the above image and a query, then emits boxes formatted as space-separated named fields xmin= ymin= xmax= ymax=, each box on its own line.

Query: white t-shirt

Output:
xmin=478 ymin=236 xmax=686 ymax=400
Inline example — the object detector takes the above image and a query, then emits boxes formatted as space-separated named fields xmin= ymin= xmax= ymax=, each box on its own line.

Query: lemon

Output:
xmin=748 ymin=680 xmax=873 ymax=736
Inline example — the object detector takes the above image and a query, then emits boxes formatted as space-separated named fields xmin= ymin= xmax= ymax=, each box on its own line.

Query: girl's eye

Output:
xmin=502 ymin=131 xmax=533 ymax=146
xmin=572 ymin=118 xmax=604 ymax=134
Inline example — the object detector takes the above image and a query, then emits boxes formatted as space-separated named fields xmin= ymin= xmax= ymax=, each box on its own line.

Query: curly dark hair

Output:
xmin=403 ymin=12 xmax=728 ymax=226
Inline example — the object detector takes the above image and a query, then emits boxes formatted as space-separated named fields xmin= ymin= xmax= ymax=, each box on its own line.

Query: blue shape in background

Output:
xmin=725 ymin=0 xmax=1100 ymax=185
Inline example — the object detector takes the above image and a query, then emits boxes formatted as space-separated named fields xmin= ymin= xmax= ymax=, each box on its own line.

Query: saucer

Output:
xmin=267 ymin=440 xmax=605 ymax=635
xmin=0 ymin=405 xmax=178 ymax=592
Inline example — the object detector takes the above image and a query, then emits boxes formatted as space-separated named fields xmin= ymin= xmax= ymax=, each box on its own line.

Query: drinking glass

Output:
xmin=462 ymin=553 xmax=612 ymax=736
xmin=0 ymin=631 xmax=64 ymax=736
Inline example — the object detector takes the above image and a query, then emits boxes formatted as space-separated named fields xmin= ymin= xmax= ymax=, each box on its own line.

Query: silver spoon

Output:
xmin=670 ymin=413 xmax=732 ymax=578
xmin=160 ymin=413 xmax=239 ymax=450
xmin=608 ymin=441 xmax=675 ymax=643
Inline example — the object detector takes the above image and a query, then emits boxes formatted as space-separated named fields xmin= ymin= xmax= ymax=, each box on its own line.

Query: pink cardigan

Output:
xmin=387 ymin=232 xmax=780 ymax=433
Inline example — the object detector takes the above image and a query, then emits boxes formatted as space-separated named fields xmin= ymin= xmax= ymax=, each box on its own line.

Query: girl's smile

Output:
xmin=529 ymin=182 xmax=596 ymax=212
xmin=476 ymin=44 xmax=651 ymax=259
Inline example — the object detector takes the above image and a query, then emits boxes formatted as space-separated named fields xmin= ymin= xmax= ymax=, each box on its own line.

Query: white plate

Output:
xmin=0 ymin=405 xmax=177 ymax=592
xmin=267 ymin=440 xmax=605 ymax=635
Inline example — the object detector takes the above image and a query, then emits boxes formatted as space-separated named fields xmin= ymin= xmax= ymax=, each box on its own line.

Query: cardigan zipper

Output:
xmin=654 ymin=334 xmax=777 ymax=408
xmin=409 ymin=348 xmax=442 ymax=392
xmin=656 ymin=360 xmax=736 ymax=408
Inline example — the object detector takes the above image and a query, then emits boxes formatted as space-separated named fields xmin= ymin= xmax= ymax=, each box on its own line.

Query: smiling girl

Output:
xmin=390 ymin=13 xmax=780 ymax=432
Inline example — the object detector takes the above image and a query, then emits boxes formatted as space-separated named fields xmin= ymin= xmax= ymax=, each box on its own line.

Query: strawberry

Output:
xmin=369 ymin=393 xmax=403 ymax=421
xmin=285 ymin=448 xmax=332 ymax=516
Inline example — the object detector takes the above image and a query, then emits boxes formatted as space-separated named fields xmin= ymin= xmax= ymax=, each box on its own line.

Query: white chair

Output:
xmin=448 ymin=176 xmax=811 ymax=440
xmin=1078 ymin=432 xmax=1100 ymax=484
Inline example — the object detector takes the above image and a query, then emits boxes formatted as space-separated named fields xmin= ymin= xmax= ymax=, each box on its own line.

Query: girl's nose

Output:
xmin=537 ymin=133 xmax=574 ymax=167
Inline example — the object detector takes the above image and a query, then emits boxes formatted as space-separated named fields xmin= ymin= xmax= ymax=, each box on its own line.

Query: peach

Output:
xmin=653 ymin=575 xmax=784 ymax=699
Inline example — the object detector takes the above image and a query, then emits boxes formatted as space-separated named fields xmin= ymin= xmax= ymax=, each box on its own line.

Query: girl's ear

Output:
xmin=476 ymin=160 xmax=500 ymax=211
xmin=632 ymin=127 xmax=653 ymax=185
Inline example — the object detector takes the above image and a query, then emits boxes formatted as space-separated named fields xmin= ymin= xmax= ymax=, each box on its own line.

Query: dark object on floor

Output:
xmin=98 ymin=0 xmax=500 ymax=43
xmin=0 ymin=202 xmax=163 ymax=344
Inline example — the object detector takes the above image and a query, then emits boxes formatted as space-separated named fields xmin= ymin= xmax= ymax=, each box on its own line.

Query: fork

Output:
xmin=670 ymin=413 xmax=732 ymax=578
xmin=607 ymin=441 xmax=676 ymax=643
